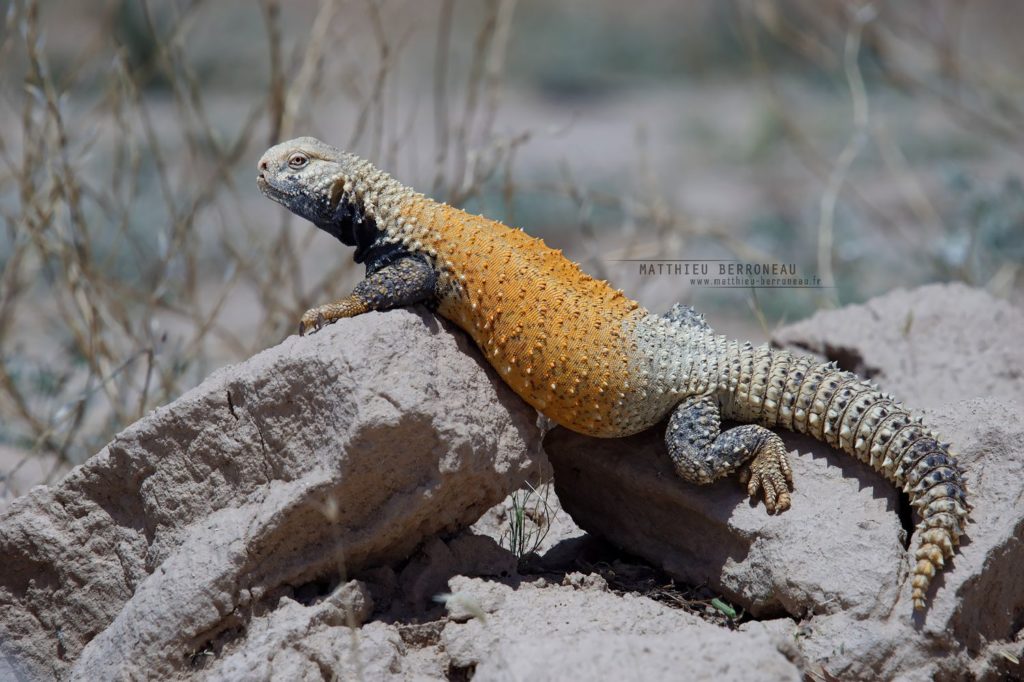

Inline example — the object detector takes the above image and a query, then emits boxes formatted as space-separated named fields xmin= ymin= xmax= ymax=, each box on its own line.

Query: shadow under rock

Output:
xmin=545 ymin=421 xmax=756 ymax=570
xmin=545 ymin=417 xmax=914 ymax=619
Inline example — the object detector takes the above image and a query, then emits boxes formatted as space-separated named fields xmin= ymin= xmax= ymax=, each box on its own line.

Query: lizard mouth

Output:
xmin=257 ymin=174 xmax=298 ymax=205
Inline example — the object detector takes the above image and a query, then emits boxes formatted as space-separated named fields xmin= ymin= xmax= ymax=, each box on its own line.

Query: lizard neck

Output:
xmin=308 ymin=161 xmax=427 ymax=271
xmin=316 ymin=195 xmax=381 ymax=262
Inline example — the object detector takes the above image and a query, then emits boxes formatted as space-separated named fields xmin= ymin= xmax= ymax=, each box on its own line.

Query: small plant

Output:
xmin=501 ymin=481 xmax=554 ymax=559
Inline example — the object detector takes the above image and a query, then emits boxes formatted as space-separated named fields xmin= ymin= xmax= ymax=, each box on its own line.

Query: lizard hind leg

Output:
xmin=665 ymin=395 xmax=794 ymax=513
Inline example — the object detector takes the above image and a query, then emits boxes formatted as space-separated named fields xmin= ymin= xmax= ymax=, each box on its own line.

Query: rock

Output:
xmin=793 ymin=398 xmax=1024 ymax=681
xmin=767 ymin=283 xmax=1024 ymax=679
xmin=546 ymin=420 xmax=905 ymax=619
xmin=771 ymin=283 xmax=1024 ymax=408
xmin=0 ymin=309 xmax=541 ymax=680
xmin=396 ymin=533 xmax=517 ymax=613
xmin=546 ymin=284 xmax=1024 ymax=679
xmin=475 ymin=632 xmax=798 ymax=682
xmin=441 ymin=576 xmax=801 ymax=681
xmin=473 ymin=630 xmax=798 ymax=679
xmin=202 ymin=582 xmax=405 ymax=681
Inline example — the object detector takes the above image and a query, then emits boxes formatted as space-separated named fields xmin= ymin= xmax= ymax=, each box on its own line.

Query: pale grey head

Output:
xmin=257 ymin=136 xmax=397 ymax=265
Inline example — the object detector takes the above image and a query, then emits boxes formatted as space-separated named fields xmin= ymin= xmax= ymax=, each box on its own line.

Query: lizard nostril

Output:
xmin=258 ymin=160 xmax=269 ymax=171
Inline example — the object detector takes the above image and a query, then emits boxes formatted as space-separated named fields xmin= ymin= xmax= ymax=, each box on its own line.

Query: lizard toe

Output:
xmin=745 ymin=438 xmax=794 ymax=514
xmin=745 ymin=470 xmax=792 ymax=514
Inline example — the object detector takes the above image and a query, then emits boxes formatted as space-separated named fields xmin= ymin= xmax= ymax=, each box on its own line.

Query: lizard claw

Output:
xmin=299 ymin=308 xmax=326 ymax=336
xmin=741 ymin=437 xmax=793 ymax=514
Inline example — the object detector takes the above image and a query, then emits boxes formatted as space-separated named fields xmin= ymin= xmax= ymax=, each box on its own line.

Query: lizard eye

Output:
xmin=288 ymin=152 xmax=309 ymax=169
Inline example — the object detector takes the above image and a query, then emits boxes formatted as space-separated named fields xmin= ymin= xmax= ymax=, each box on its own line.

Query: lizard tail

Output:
xmin=725 ymin=346 xmax=970 ymax=610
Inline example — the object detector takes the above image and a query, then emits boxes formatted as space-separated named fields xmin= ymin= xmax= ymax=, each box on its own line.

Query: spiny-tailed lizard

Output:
xmin=257 ymin=136 xmax=970 ymax=611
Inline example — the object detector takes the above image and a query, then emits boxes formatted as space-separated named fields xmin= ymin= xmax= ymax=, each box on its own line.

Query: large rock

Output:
xmin=546 ymin=285 xmax=1024 ymax=679
xmin=769 ymin=285 xmax=1024 ymax=678
xmin=749 ymin=397 xmax=1024 ymax=681
xmin=547 ymin=424 xmax=905 ymax=619
xmin=0 ymin=309 xmax=542 ymax=680
xmin=772 ymin=283 xmax=1024 ymax=408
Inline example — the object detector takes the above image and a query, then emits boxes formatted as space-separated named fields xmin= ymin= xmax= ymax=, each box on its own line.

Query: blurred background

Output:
xmin=1 ymin=0 xmax=1022 ymax=499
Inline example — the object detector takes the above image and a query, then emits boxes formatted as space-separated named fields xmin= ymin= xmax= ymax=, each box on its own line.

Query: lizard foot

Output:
xmin=298 ymin=297 xmax=370 ymax=336
xmin=299 ymin=307 xmax=328 ymax=336
xmin=739 ymin=435 xmax=793 ymax=514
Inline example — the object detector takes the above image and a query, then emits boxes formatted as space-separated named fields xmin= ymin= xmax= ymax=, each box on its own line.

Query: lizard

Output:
xmin=257 ymin=136 xmax=970 ymax=612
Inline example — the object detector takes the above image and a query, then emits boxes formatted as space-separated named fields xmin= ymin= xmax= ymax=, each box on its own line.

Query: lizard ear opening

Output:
xmin=329 ymin=178 xmax=346 ymax=209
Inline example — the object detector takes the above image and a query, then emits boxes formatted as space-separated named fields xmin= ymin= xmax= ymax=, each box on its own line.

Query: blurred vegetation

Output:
xmin=0 ymin=0 xmax=1022 ymax=497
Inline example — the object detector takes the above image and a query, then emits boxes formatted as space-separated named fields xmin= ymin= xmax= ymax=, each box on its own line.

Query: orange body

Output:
xmin=403 ymin=197 xmax=658 ymax=437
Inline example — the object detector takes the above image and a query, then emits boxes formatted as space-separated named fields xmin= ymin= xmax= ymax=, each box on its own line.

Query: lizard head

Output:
xmin=257 ymin=136 xmax=392 ymax=263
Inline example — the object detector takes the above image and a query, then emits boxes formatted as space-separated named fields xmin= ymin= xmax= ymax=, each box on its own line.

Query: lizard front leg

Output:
xmin=299 ymin=256 xmax=437 ymax=335
xmin=665 ymin=395 xmax=794 ymax=513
